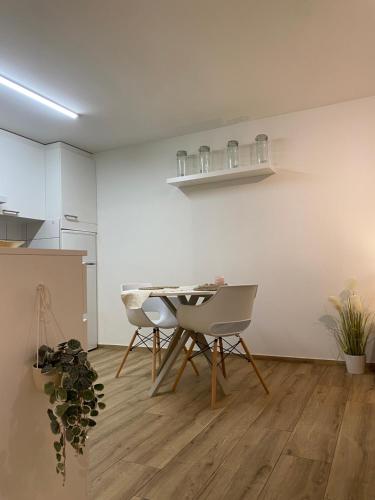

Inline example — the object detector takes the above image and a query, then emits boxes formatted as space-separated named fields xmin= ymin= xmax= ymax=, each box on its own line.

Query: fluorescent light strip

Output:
xmin=0 ymin=75 xmax=78 ymax=119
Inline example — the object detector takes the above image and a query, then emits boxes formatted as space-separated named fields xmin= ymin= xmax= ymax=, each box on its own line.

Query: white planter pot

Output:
xmin=32 ymin=365 xmax=59 ymax=392
xmin=344 ymin=354 xmax=366 ymax=375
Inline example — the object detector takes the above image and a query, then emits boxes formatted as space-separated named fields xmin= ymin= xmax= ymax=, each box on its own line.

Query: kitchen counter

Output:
xmin=0 ymin=247 xmax=88 ymax=499
xmin=0 ymin=247 xmax=86 ymax=256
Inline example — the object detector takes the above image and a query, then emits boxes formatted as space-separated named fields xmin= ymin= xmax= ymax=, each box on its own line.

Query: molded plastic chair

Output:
xmin=116 ymin=282 xmax=199 ymax=381
xmin=173 ymin=285 xmax=269 ymax=408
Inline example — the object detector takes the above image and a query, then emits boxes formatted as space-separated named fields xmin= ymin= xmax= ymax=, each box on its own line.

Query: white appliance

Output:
xmin=61 ymin=229 xmax=98 ymax=350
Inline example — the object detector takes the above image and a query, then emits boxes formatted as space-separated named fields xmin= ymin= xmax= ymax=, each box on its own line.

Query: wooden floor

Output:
xmin=88 ymin=346 xmax=375 ymax=500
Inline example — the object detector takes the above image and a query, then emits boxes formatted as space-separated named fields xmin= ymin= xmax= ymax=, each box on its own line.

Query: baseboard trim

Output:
xmin=97 ymin=344 xmax=374 ymax=367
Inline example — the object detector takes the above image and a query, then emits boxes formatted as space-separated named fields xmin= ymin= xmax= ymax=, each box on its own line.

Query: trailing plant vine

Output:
xmin=38 ymin=339 xmax=105 ymax=483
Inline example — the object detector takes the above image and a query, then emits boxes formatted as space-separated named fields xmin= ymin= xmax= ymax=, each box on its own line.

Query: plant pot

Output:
xmin=344 ymin=354 xmax=366 ymax=375
xmin=32 ymin=365 xmax=59 ymax=392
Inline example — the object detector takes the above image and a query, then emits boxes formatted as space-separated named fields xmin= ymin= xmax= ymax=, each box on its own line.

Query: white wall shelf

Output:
xmin=167 ymin=165 xmax=275 ymax=188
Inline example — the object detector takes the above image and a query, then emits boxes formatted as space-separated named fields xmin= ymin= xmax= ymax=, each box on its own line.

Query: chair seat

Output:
xmin=153 ymin=317 xmax=178 ymax=329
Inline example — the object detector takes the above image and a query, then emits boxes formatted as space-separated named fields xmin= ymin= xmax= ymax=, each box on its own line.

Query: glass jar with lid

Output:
xmin=198 ymin=145 xmax=211 ymax=174
xmin=255 ymin=134 xmax=269 ymax=164
xmin=176 ymin=150 xmax=187 ymax=176
xmin=227 ymin=140 xmax=239 ymax=169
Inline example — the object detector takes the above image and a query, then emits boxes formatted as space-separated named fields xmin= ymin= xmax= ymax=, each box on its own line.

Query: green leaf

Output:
xmin=97 ymin=393 xmax=104 ymax=399
xmin=98 ymin=402 xmax=106 ymax=410
xmin=82 ymin=405 xmax=91 ymax=414
xmin=56 ymin=453 xmax=62 ymax=461
xmin=57 ymin=462 xmax=64 ymax=471
xmin=83 ymin=389 xmax=94 ymax=402
xmin=90 ymin=410 xmax=99 ymax=417
xmin=94 ymin=383 xmax=104 ymax=392
xmin=44 ymin=382 xmax=55 ymax=395
xmin=55 ymin=403 xmax=69 ymax=417
xmin=48 ymin=409 xmax=56 ymax=421
xmin=57 ymin=388 xmax=68 ymax=401
xmin=49 ymin=393 xmax=56 ymax=404
xmin=66 ymin=428 xmax=74 ymax=442
xmin=54 ymin=441 xmax=62 ymax=452
xmin=67 ymin=339 xmax=81 ymax=351
xmin=50 ymin=420 xmax=60 ymax=435
xmin=88 ymin=419 xmax=96 ymax=427
xmin=67 ymin=416 xmax=76 ymax=426
xmin=72 ymin=426 xmax=81 ymax=436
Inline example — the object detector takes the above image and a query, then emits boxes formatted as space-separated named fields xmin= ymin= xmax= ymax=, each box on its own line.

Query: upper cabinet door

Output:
xmin=0 ymin=132 xmax=46 ymax=220
xmin=61 ymin=148 xmax=97 ymax=225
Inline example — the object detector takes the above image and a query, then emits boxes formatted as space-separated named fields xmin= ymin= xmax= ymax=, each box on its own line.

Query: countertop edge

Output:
xmin=0 ymin=248 xmax=87 ymax=256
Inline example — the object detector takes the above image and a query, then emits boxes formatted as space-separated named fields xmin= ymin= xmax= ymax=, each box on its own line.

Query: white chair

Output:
xmin=116 ymin=283 xmax=199 ymax=381
xmin=173 ymin=285 xmax=269 ymax=408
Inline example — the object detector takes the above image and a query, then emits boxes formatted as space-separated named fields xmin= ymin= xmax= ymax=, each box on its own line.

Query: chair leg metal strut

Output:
xmin=173 ymin=333 xmax=270 ymax=409
xmin=116 ymin=327 xmax=200 ymax=380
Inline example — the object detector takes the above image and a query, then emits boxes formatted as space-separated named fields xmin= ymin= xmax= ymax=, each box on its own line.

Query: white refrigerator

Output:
xmin=61 ymin=229 xmax=98 ymax=350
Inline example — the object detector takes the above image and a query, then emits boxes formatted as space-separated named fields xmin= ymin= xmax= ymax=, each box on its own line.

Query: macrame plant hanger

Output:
xmin=35 ymin=283 xmax=66 ymax=367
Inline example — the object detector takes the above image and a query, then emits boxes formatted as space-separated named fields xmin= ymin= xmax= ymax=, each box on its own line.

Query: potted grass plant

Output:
xmin=327 ymin=281 xmax=373 ymax=374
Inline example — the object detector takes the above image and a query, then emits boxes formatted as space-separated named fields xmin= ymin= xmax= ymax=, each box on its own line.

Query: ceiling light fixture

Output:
xmin=0 ymin=75 xmax=79 ymax=119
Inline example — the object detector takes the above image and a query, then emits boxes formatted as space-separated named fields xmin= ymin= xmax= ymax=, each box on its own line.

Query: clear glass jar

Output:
xmin=227 ymin=140 xmax=239 ymax=169
xmin=255 ymin=134 xmax=269 ymax=164
xmin=198 ymin=145 xmax=211 ymax=173
xmin=176 ymin=150 xmax=187 ymax=176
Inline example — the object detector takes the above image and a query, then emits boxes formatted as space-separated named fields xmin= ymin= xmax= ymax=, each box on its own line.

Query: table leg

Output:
xmin=157 ymin=294 xmax=200 ymax=375
xmin=194 ymin=332 xmax=230 ymax=396
xmin=157 ymin=326 xmax=183 ymax=374
xmin=149 ymin=329 xmax=191 ymax=397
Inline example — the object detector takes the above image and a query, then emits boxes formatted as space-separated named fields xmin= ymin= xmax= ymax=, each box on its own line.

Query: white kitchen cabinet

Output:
xmin=0 ymin=130 xmax=46 ymax=220
xmin=45 ymin=143 xmax=97 ymax=231
xmin=61 ymin=148 xmax=97 ymax=226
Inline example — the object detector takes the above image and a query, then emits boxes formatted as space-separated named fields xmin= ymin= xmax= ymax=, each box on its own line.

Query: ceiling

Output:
xmin=0 ymin=0 xmax=375 ymax=153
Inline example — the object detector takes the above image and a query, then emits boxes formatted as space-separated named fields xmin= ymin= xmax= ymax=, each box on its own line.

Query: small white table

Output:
xmin=148 ymin=288 xmax=230 ymax=397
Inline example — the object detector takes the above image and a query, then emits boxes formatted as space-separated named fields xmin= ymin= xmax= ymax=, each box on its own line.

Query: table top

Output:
xmin=149 ymin=288 xmax=216 ymax=297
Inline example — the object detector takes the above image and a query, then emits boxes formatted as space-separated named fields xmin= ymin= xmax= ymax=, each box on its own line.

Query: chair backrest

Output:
xmin=178 ymin=285 xmax=258 ymax=336
xmin=120 ymin=282 xmax=177 ymax=328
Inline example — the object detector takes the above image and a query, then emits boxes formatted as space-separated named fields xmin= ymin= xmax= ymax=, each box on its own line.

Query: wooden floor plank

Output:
xmin=258 ymin=455 xmax=330 ymax=500
xmin=88 ymin=347 xmax=375 ymax=500
xmin=90 ymin=460 xmax=157 ymax=500
xmin=324 ymin=400 xmax=375 ymax=500
xmin=285 ymin=382 xmax=348 ymax=463
xmin=254 ymin=363 xmax=324 ymax=431
xmin=196 ymin=424 xmax=290 ymax=500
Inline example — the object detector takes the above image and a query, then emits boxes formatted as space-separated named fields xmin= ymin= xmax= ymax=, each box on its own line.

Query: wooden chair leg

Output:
xmin=239 ymin=337 xmax=269 ymax=394
xmin=115 ymin=329 xmax=138 ymax=378
xmin=152 ymin=330 xmax=157 ymax=382
xmin=172 ymin=338 xmax=196 ymax=392
xmin=156 ymin=329 xmax=162 ymax=368
xmin=218 ymin=337 xmax=227 ymax=378
xmin=211 ymin=339 xmax=218 ymax=409
xmin=184 ymin=345 xmax=200 ymax=376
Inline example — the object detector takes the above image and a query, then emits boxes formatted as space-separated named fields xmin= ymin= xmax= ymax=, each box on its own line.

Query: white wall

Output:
xmin=96 ymin=97 xmax=375 ymax=361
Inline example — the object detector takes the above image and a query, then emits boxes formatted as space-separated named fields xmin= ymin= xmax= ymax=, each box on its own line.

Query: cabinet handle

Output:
xmin=2 ymin=209 xmax=20 ymax=216
xmin=64 ymin=214 xmax=79 ymax=221
xmin=83 ymin=262 xmax=96 ymax=266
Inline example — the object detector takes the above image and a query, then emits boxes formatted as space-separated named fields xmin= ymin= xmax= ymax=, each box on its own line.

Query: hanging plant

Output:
xmin=38 ymin=339 xmax=105 ymax=483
